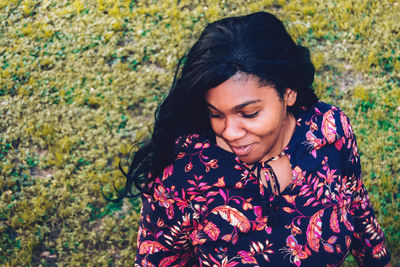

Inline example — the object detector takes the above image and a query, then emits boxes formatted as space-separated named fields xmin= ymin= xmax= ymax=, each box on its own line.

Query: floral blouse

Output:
xmin=135 ymin=102 xmax=391 ymax=266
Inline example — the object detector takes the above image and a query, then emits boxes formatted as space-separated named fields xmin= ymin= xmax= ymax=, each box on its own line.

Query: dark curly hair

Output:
xmin=121 ymin=11 xmax=318 ymax=197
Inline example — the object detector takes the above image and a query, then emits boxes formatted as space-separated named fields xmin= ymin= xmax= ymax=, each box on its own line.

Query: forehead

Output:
xmin=205 ymin=74 xmax=278 ymax=109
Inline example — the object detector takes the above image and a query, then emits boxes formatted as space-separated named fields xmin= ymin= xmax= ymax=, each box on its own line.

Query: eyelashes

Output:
xmin=209 ymin=113 xmax=223 ymax=118
xmin=208 ymin=111 xmax=259 ymax=119
xmin=241 ymin=111 xmax=259 ymax=118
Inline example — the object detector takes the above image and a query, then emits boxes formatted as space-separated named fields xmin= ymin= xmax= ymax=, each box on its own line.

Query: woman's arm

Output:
xmin=135 ymin=182 xmax=194 ymax=266
xmin=339 ymin=111 xmax=391 ymax=266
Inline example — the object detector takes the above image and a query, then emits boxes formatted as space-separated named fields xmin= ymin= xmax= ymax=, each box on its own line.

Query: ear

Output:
xmin=285 ymin=88 xmax=297 ymax=107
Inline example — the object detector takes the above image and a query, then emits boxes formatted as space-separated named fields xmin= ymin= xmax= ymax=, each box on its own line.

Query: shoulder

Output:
xmin=298 ymin=101 xmax=355 ymax=145
xmin=287 ymin=102 xmax=358 ymax=162
xmin=144 ymin=132 xmax=238 ymax=217
xmin=156 ymin=133 xmax=231 ymax=188
xmin=176 ymin=133 xmax=213 ymax=154
xmin=156 ymin=132 xmax=246 ymax=194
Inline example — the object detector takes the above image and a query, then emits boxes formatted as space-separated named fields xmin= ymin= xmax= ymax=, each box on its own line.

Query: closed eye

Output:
xmin=241 ymin=111 xmax=259 ymax=118
xmin=209 ymin=112 xmax=224 ymax=119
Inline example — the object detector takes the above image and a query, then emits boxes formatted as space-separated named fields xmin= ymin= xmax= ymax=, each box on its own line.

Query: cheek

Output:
xmin=249 ymin=124 xmax=276 ymax=139
xmin=209 ymin=119 xmax=224 ymax=135
xmin=246 ymin=115 xmax=280 ymax=137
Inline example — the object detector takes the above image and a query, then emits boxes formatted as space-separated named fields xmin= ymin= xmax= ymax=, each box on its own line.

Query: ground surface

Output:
xmin=0 ymin=0 xmax=399 ymax=266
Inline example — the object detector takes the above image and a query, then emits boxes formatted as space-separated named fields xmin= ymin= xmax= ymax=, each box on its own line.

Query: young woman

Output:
xmin=123 ymin=12 xmax=392 ymax=266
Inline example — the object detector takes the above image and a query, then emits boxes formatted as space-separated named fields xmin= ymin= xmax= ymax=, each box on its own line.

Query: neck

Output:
xmin=260 ymin=112 xmax=296 ymax=162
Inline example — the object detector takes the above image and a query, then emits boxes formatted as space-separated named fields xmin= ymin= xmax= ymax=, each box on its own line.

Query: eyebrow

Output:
xmin=206 ymin=100 xmax=261 ymax=111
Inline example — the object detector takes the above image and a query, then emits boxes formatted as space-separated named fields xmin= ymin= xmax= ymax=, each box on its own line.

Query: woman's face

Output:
xmin=205 ymin=73 xmax=297 ymax=164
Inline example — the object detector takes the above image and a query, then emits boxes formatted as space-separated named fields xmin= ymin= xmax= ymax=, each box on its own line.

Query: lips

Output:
xmin=230 ymin=143 xmax=255 ymax=157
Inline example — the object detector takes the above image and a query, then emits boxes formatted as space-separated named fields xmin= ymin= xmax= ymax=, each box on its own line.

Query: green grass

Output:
xmin=0 ymin=0 xmax=399 ymax=265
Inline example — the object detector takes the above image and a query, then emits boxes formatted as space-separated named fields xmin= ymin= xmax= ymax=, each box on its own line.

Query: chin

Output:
xmin=237 ymin=156 xmax=258 ymax=164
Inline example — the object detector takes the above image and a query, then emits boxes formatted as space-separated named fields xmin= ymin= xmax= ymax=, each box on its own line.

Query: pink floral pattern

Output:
xmin=135 ymin=102 xmax=391 ymax=266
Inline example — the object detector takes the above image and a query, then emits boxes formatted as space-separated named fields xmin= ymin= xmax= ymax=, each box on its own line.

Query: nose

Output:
xmin=221 ymin=116 xmax=246 ymax=142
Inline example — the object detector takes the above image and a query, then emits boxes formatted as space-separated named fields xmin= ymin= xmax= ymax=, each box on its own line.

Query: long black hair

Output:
xmin=121 ymin=11 xmax=318 ymax=197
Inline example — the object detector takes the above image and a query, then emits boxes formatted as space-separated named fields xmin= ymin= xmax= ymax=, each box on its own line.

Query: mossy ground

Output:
xmin=0 ymin=0 xmax=399 ymax=266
